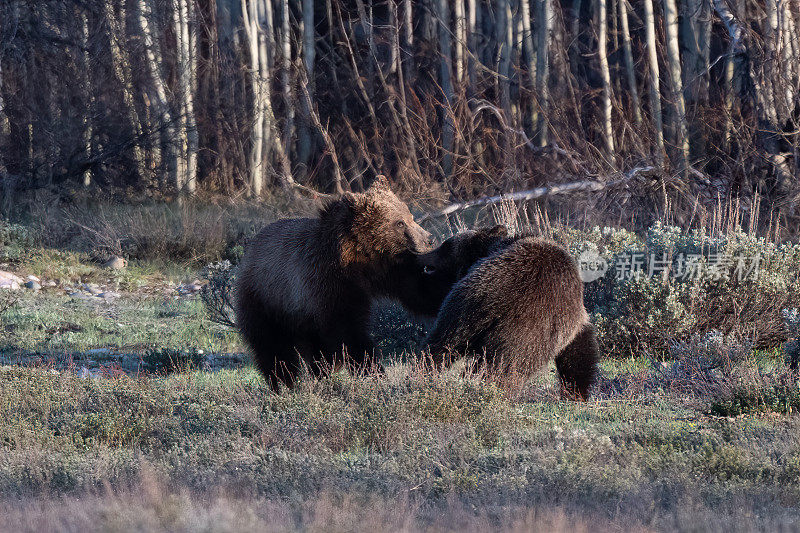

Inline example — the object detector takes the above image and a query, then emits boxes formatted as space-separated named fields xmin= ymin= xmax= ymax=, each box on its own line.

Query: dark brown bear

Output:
xmin=390 ymin=225 xmax=510 ymax=318
xmin=417 ymin=231 xmax=599 ymax=399
xmin=235 ymin=175 xmax=434 ymax=388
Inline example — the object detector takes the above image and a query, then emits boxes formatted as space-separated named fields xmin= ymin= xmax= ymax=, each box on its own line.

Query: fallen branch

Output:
xmin=423 ymin=166 xmax=657 ymax=220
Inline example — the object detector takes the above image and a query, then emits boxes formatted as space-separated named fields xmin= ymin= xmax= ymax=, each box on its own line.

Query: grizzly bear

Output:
xmin=389 ymin=225 xmax=510 ymax=318
xmin=235 ymin=175 xmax=434 ymax=388
xmin=416 ymin=231 xmax=599 ymax=399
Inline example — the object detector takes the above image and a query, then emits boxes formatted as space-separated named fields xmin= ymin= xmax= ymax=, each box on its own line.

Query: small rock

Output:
xmin=0 ymin=270 xmax=22 ymax=290
xmin=103 ymin=256 xmax=127 ymax=270
xmin=24 ymin=280 xmax=41 ymax=291
xmin=83 ymin=283 xmax=102 ymax=295
xmin=44 ymin=280 xmax=57 ymax=288
xmin=26 ymin=275 xmax=40 ymax=282
xmin=0 ymin=280 xmax=19 ymax=290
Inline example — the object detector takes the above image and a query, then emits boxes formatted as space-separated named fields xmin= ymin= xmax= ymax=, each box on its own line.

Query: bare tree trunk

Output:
xmin=261 ymin=0 xmax=293 ymax=188
xmin=536 ymin=0 xmax=552 ymax=146
xmin=138 ymin=0 xmax=178 ymax=190
xmin=0 ymin=60 xmax=8 ymax=176
xmin=242 ymin=0 xmax=264 ymax=196
xmin=390 ymin=0 xmax=421 ymax=179
xmin=281 ymin=0 xmax=294 ymax=169
xmin=715 ymin=0 xmax=742 ymax=153
xmin=436 ymin=0 xmax=454 ymax=178
xmin=496 ymin=0 xmax=512 ymax=118
xmin=663 ymin=0 xmax=688 ymax=173
xmin=454 ymin=0 xmax=466 ymax=84
xmin=185 ymin=0 xmax=198 ymax=194
xmin=598 ymin=0 xmax=615 ymax=158
xmin=403 ymin=0 xmax=414 ymax=81
xmin=80 ymin=12 xmax=93 ymax=187
xmin=521 ymin=0 xmax=538 ymax=135
xmin=619 ymin=0 xmax=641 ymax=125
xmin=172 ymin=0 xmax=195 ymax=195
xmin=297 ymin=0 xmax=315 ymax=168
xmin=104 ymin=1 xmax=148 ymax=183
xmin=643 ymin=0 xmax=664 ymax=164
xmin=467 ymin=0 xmax=478 ymax=92
xmin=680 ymin=0 xmax=708 ymax=160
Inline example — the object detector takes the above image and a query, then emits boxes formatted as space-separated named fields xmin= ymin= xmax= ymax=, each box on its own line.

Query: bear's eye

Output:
xmin=423 ymin=265 xmax=436 ymax=275
xmin=396 ymin=220 xmax=406 ymax=229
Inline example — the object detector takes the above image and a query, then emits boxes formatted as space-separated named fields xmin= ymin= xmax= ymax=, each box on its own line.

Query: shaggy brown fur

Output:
xmin=235 ymin=176 xmax=434 ymax=388
xmin=418 ymin=233 xmax=599 ymax=399
xmin=389 ymin=226 xmax=509 ymax=318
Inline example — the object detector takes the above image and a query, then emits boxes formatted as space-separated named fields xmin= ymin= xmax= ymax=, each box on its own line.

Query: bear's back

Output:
xmin=434 ymin=236 xmax=586 ymax=362
xmin=239 ymin=217 xmax=334 ymax=319
xmin=465 ymin=236 xmax=585 ymax=318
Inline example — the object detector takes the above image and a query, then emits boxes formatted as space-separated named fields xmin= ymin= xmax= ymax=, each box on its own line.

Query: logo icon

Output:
xmin=578 ymin=249 xmax=608 ymax=282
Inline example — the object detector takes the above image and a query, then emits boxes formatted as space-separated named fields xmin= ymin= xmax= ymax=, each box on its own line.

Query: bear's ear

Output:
xmin=321 ymin=192 xmax=364 ymax=224
xmin=342 ymin=191 xmax=370 ymax=214
xmin=367 ymin=174 xmax=391 ymax=193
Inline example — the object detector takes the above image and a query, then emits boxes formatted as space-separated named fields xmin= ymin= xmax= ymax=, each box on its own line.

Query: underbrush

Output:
xmin=1 ymin=359 xmax=800 ymax=531
xmin=4 ymin=197 xmax=311 ymax=266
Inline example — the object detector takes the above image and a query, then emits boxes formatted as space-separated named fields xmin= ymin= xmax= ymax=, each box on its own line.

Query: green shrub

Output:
xmin=0 ymin=220 xmax=35 ymax=261
xmin=555 ymin=222 xmax=800 ymax=357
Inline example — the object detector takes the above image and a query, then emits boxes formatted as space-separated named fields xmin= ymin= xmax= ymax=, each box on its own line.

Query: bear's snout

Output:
xmin=407 ymin=225 xmax=435 ymax=253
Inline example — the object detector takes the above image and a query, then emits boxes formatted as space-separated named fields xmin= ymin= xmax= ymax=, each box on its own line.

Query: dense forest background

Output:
xmin=0 ymin=0 xmax=798 ymax=227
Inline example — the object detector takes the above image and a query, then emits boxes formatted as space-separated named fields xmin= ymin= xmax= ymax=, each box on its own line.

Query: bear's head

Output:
xmin=321 ymin=175 xmax=434 ymax=266
xmin=392 ymin=225 xmax=508 ymax=317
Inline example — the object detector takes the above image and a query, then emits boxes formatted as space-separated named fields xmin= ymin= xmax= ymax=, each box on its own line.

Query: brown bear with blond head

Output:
xmin=416 ymin=228 xmax=600 ymax=399
xmin=235 ymin=176 xmax=434 ymax=388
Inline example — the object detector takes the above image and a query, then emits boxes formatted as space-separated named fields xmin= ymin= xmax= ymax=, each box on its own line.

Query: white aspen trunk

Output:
xmin=403 ymin=0 xmax=414 ymax=81
xmin=680 ymin=0 xmax=708 ymax=160
xmin=185 ymin=0 xmax=198 ymax=194
xmin=663 ymin=0 xmax=689 ymax=172
xmin=598 ymin=0 xmax=615 ymax=157
xmin=104 ymin=1 xmax=148 ymax=182
xmin=521 ymin=0 xmax=537 ymax=126
xmin=390 ymin=0 xmax=420 ymax=179
xmin=436 ymin=0 xmax=454 ymax=178
xmin=281 ymin=0 xmax=293 ymax=166
xmin=536 ymin=0 xmax=552 ymax=146
xmin=0 ymin=61 xmax=8 ymax=139
xmin=138 ymin=0 xmax=177 ymax=189
xmin=298 ymin=0 xmax=314 ymax=167
xmin=715 ymin=0 xmax=743 ymax=152
xmin=80 ymin=12 xmax=93 ymax=187
xmin=454 ymin=0 xmax=466 ymax=84
xmin=496 ymin=0 xmax=511 ymax=118
xmin=0 ymin=61 xmax=8 ymax=176
xmin=242 ymin=0 xmax=263 ymax=196
xmin=643 ymin=0 xmax=664 ymax=164
xmin=260 ymin=0 xmax=293 ymax=188
xmin=611 ymin=0 xmax=621 ymax=96
xmin=467 ymin=0 xmax=478 ymax=91
xmin=619 ymin=0 xmax=641 ymax=125
xmin=173 ymin=0 xmax=189 ymax=193
xmin=723 ymin=49 xmax=735 ymax=152
xmin=512 ymin=7 xmax=523 ymax=125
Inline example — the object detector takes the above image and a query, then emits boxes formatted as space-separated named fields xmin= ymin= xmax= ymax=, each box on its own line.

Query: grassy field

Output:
xmin=1 ymin=293 xmax=799 ymax=531
xmin=1 ymin=210 xmax=800 ymax=532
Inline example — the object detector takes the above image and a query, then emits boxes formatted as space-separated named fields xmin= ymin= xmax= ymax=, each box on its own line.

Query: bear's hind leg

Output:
xmin=555 ymin=323 xmax=600 ymax=400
